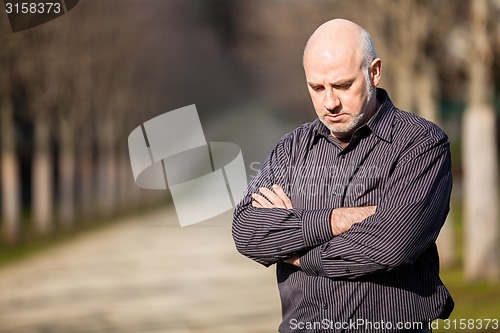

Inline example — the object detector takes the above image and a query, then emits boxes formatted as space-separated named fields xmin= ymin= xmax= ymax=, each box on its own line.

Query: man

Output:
xmin=232 ymin=19 xmax=454 ymax=333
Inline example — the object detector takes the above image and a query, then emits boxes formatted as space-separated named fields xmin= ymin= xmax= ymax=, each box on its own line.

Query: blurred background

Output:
xmin=0 ymin=0 xmax=499 ymax=332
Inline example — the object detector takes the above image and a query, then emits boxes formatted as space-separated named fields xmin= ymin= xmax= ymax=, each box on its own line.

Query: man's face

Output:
xmin=304 ymin=48 xmax=374 ymax=140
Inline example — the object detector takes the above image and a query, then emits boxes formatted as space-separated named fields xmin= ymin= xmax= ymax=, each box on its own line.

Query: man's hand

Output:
xmin=251 ymin=184 xmax=293 ymax=209
xmin=283 ymin=255 xmax=301 ymax=268
xmin=330 ymin=206 xmax=377 ymax=236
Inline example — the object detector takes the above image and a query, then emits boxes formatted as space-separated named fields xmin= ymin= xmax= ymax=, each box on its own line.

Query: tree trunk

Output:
xmin=104 ymin=144 xmax=117 ymax=215
xmin=78 ymin=131 xmax=94 ymax=219
xmin=117 ymin=147 xmax=133 ymax=210
xmin=1 ymin=98 xmax=21 ymax=244
xmin=32 ymin=116 xmax=53 ymax=235
xmin=58 ymin=118 xmax=76 ymax=229
xmin=463 ymin=0 xmax=498 ymax=282
xmin=463 ymin=106 xmax=498 ymax=281
xmin=96 ymin=119 xmax=116 ymax=217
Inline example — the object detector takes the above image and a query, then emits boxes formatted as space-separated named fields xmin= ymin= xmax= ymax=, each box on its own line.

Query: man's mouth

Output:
xmin=325 ymin=113 xmax=346 ymax=122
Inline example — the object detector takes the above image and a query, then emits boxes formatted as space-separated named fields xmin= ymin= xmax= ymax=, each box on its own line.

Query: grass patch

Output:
xmin=433 ymin=267 xmax=500 ymax=332
xmin=432 ymin=197 xmax=500 ymax=332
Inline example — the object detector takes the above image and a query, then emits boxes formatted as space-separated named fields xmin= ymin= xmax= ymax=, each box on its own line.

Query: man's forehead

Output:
xmin=304 ymin=48 xmax=361 ymax=79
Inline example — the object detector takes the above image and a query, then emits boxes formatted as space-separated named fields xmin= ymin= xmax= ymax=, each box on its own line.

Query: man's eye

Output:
xmin=311 ymin=86 xmax=324 ymax=92
xmin=336 ymin=83 xmax=352 ymax=90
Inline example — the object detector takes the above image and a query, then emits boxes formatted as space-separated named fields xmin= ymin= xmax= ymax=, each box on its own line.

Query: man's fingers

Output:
xmin=252 ymin=200 xmax=263 ymax=208
xmin=251 ymin=193 xmax=274 ymax=208
xmin=272 ymin=184 xmax=293 ymax=209
xmin=251 ymin=186 xmax=293 ymax=209
xmin=259 ymin=187 xmax=286 ymax=208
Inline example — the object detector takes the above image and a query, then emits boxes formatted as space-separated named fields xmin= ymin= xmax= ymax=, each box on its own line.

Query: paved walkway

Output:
xmin=0 ymin=209 xmax=281 ymax=333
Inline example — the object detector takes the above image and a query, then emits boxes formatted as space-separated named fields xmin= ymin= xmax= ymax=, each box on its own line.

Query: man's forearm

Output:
xmin=330 ymin=206 xmax=377 ymax=235
xmin=284 ymin=205 xmax=377 ymax=268
xmin=232 ymin=199 xmax=333 ymax=266
xmin=235 ymin=185 xmax=377 ymax=267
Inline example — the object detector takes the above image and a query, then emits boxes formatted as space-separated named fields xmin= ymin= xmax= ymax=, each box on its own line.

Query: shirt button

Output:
xmin=277 ymin=247 xmax=282 ymax=252
xmin=345 ymin=269 xmax=351 ymax=274
xmin=322 ymin=303 xmax=328 ymax=310
xmin=340 ymin=155 xmax=346 ymax=159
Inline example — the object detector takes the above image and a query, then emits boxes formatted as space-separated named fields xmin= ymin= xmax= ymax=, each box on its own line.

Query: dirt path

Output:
xmin=0 ymin=209 xmax=281 ymax=333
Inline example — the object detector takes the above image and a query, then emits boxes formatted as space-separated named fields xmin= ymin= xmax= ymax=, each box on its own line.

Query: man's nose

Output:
xmin=324 ymin=88 xmax=340 ymax=112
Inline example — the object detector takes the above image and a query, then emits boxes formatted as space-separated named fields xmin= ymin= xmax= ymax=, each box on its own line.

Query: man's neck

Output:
xmin=330 ymin=133 xmax=352 ymax=149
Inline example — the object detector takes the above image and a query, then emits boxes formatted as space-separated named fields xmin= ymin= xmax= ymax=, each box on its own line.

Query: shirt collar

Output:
xmin=311 ymin=88 xmax=395 ymax=147
xmin=364 ymin=88 xmax=394 ymax=143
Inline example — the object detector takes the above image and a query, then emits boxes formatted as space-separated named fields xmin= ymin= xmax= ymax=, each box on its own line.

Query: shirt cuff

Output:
xmin=300 ymin=246 xmax=326 ymax=276
xmin=301 ymin=208 xmax=333 ymax=247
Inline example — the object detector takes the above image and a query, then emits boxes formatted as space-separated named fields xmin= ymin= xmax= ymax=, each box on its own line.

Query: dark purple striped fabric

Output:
xmin=232 ymin=89 xmax=454 ymax=333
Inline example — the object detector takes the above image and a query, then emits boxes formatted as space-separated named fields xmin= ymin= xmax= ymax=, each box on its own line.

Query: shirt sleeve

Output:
xmin=300 ymin=134 xmax=452 ymax=279
xmin=232 ymin=135 xmax=334 ymax=267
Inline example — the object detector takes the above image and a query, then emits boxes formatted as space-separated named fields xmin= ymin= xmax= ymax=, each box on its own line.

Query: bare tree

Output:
xmin=0 ymin=47 xmax=21 ymax=244
xmin=56 ymin=71 xmax=84 ymax=229
xmin=19 ymin=28 xmax=65 ymax=235
xmin=463 ymin=0 xmax=499 ymax=282
xmin=18 ymin=32 xmax=56 ymax=235
xmin=54 ymin=14 xmax=95 ymax=228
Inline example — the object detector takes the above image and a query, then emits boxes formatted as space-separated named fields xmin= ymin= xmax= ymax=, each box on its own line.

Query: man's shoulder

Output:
xmin=278 ymin=120 xmax=318 ymax=146
xmin=266 ymin=120 xmax=319 ymax=160
xmin=391 ymin=108 xmax=448 ymax=145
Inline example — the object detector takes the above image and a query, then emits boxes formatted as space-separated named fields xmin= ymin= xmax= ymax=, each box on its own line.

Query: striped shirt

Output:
xmin=232 ymin=89 xmax=454 ymax=333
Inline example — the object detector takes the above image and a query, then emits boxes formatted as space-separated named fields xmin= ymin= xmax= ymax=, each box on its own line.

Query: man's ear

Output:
xmin=370 ymin=58 xmax=382 ymax=87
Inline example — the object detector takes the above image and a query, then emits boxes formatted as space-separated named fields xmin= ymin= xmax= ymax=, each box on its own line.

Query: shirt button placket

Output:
xmin=337 ymin=153 xmax=347 ymax=199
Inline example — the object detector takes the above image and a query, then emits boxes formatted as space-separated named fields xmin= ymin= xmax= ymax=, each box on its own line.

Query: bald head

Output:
xmin=304 ymin=19 xmax=377 ymax=73
xmin=302 ymin=19 xmax=382 ymax=141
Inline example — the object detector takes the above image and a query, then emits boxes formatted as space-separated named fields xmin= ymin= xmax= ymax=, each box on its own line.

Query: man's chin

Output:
xmin=322 ymin=122 xmax=351 ymax=135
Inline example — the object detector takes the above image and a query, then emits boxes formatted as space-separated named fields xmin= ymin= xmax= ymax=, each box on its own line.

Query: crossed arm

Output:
xmin=251 ymin=184 xmax=376 ymax=267
xmin=232 ymin=133 xmax=452 ymax=279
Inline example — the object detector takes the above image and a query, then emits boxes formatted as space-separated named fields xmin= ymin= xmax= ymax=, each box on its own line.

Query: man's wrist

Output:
xmin=300 ymin=247 xmax=325 ymax=276
xmin=329 ymin=208 xmax=343 ymax=236
xmin=302 ymin=208 xmax=334 ymax=246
